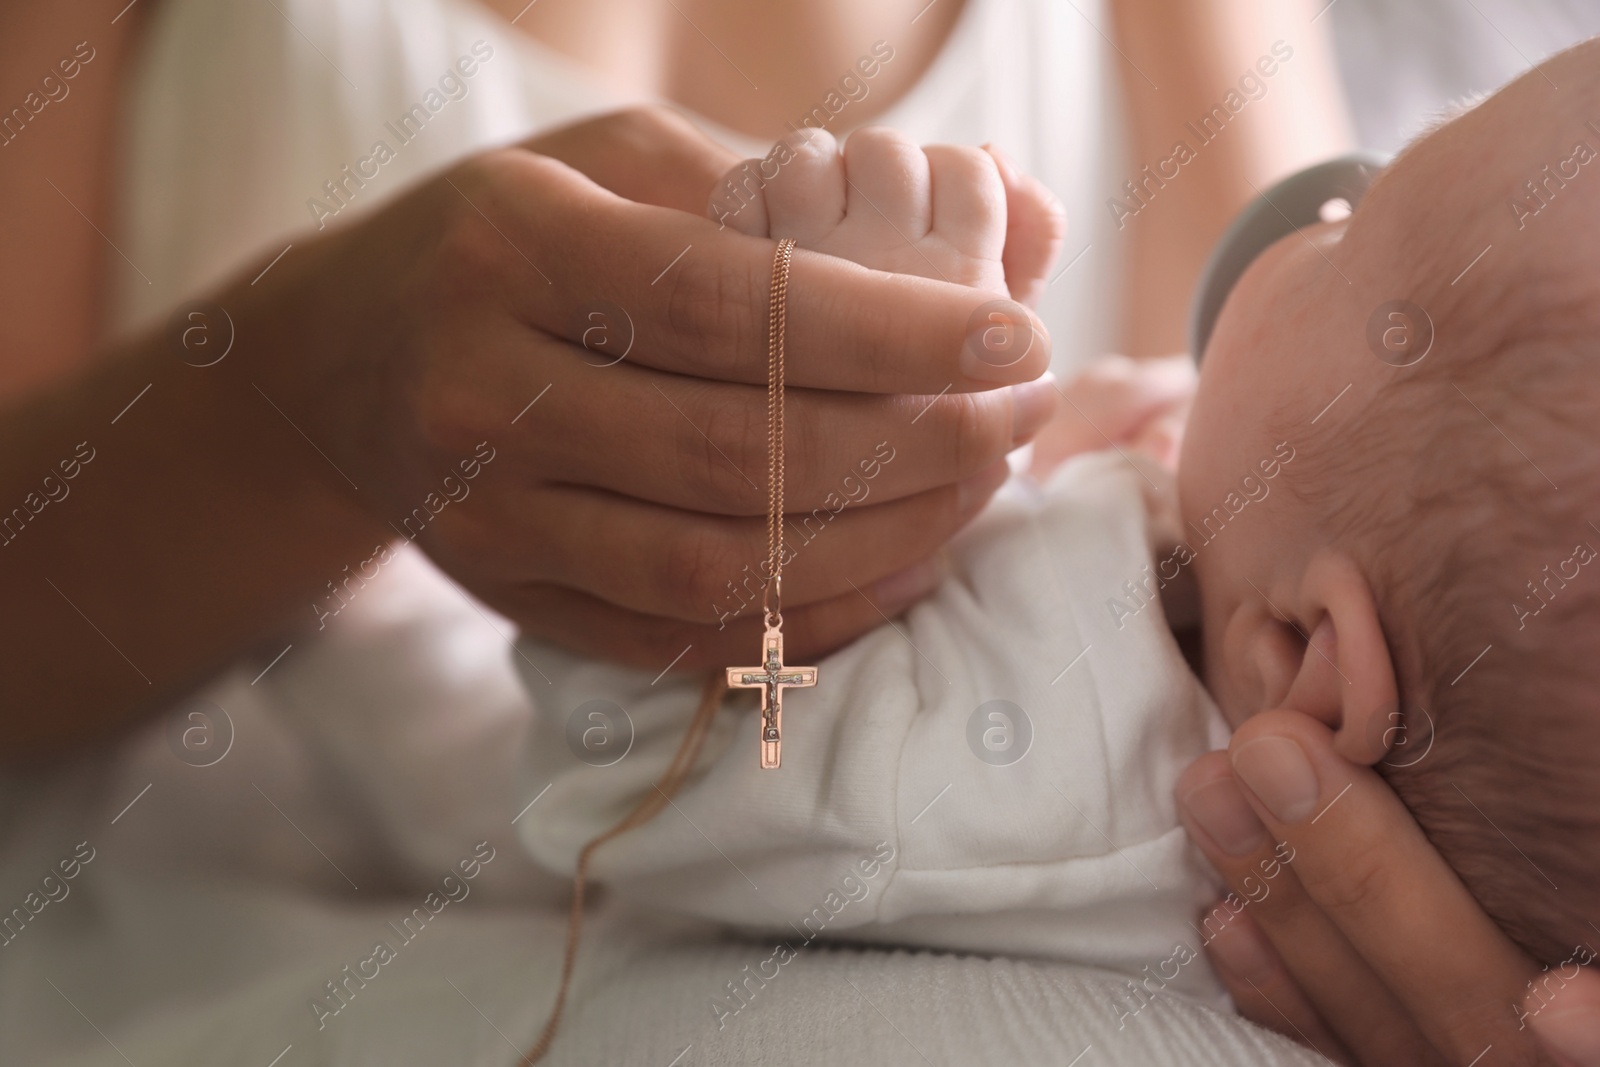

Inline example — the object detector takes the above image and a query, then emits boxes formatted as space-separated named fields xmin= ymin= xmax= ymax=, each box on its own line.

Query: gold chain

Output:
xmin=525 ymin=239 xmax=808 ymax=1063
xmin=763 ymin=237 xmax=796 ymax=626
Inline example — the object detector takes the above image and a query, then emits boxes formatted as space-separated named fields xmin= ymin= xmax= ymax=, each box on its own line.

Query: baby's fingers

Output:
xmin=984 ymin=144 xmax=1064 ymax=307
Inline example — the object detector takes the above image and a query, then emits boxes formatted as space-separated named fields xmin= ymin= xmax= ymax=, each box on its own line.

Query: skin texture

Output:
xmin=496 ymin=0 xmax=1355 ymax=356
xmin=0 ymin=0 xmax=1350 ymax=749
xmin=6 ymin=0 xmax=1554 ymax=1061
xmin=711 ymin=126 xmax=1066 ymax=299
xmin=1175 ymin=39 xmax=1600 ymax=1066
xmin=0 ymin=107 xmax=1053 ymax=755
xmin=700 ymin=123 xmax=1066 ymax=613
xmin=0 ymin=2 xmax=1009 ymax=760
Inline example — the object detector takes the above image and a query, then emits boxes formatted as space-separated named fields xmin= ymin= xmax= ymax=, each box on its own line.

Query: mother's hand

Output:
xmin=4 ymin=107 xmax=1055 ymax=752
xmin=1176 ymin=710 xmax=1600 ymax=1066
xmin=257 ymin=108 xmax=1055 ymax=670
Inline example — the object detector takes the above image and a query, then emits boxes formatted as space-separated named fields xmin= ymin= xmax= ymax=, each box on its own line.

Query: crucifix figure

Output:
xmin=726 ymin=620 xmax=816 ymax=769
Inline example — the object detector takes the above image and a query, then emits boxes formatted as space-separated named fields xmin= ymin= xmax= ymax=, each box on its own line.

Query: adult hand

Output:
xmin=3 ymin=106 xmax=1055 ymax=751
xmin=252 ymin=107 xmax=1056 ymax=671
xmin=1175 ymin=710 xmax=1600 ymax=1066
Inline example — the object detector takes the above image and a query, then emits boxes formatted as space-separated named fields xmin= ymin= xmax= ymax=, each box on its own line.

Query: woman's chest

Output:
xmin=479 ymin=0 xmax=966 ymax=139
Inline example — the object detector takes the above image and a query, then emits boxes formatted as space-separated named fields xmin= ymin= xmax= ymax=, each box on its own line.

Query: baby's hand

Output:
xmin=709 ymin=127 xmax=1065 ymax=306
xmin=1028 ymin=353 xmax=1196 ymax=476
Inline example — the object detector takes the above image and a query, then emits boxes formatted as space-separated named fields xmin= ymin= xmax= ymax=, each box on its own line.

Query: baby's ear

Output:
xmin=1280 ymin=552 xmax=1400 ymax=766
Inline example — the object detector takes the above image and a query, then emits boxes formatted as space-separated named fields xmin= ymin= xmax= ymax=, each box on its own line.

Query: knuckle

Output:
xmin=780 ymin=405 xmax=821 ymax=504
xmin=434 ymin=231 xmax=501 ymax=314
xmin=660 ymin=254 xmax=758 ymax=377
xmin=456 ymin=147 xmax=517 ymax=186
xmin=674 ymin=386 xmax=763 ymax=511
xmin=435 ymin=192 xmax=501 ymax=286
xmin=450 ymin=149 xmax=534 ymax=208
xmin=435 ymin=155 xmax=532 ymax=287
xmin=1296 ymin=848 xmax=1393 ymax=917
xmin=779 ymin=124 xmax=837 ymax=159
xmin=823 ymin=282 xmax=898 ymax=386
xmin=663 ymin=525 xmax=741 ymax=610
xmin=970 ymin=152 xmax=1008 ymax=203
xmin=849 ymin=125 xmax=918 ymax=159
xmin=949 ymin=143 xmax=990 ymax=165
xmin=402 ymin=332 xmax=480 ymax=456
xmin=944 ymin=390 xmax=1006 ymax=475
xmin=1037 ymin=190 xmax=1069 ymax=241
xmin=935 ymin=143 xmax=995 ymax=176
xmin=660 ymin=254 xmax=722 ymax=345
xmin=607 ymin=104 xmax=693 ymax=149
xmin=437 ymin=150 xmax=568 ymax=280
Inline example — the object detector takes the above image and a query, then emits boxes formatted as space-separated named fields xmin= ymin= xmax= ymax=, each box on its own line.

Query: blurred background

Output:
xmin=1330 ymin=0 xmax=1600 ymax=152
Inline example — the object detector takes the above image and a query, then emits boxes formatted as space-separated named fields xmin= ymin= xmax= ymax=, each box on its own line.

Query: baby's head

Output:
xmin=1181 ymin=38 xmax=1600 ymax=964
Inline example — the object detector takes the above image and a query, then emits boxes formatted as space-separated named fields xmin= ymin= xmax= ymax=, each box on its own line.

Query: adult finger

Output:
xmin=1525 ymin=966 xmax=1600 ymax=1067
xmin=442 ymin=461 xmax=1007 ymax=621
xmin=488 ymin=564 xmax=949 ymax=672
xmin=1177 ymin=753 xmax=1444 ymax=1066
xmin=503 ymin=341 xmax=1057 ymax=513
xmin=1227 ymin=710 xmax=1550 ymax=1066
xmin=1201 ymin=904 xmax=1354 ymax=1064
xmin=523 ymin=106 xmax=741 ymax=214
xmin=444 ymin=152 xmax=1052 ymax=393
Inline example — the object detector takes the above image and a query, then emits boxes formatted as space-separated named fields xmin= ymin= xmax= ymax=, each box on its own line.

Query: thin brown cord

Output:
xmin=521 ymin=671 xmax=730 ymax=1064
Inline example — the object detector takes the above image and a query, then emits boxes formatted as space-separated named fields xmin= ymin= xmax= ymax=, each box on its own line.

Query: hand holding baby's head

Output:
xmin=710 ymin=73 xmax=1600 ymax=969
xmin=1184 ymin=37 xmax=1600 ymax=964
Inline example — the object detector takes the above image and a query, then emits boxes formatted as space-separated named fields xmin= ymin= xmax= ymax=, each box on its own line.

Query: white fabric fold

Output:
xmin=516 ymin=453 xmax=1232 ymax=1002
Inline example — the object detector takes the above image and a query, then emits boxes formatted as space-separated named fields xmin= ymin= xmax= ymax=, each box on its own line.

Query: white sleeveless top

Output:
xmin=109 ymin=0 xmax=1125 ymax=376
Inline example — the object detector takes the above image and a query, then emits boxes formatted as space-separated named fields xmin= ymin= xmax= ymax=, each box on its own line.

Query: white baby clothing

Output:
xmin=514 ymin=450 xmax=1231 ymax=1004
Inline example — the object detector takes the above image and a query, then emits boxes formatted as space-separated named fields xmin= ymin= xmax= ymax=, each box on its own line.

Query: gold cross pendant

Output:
xmin=726 ymin=621 xmax=816 ymax=769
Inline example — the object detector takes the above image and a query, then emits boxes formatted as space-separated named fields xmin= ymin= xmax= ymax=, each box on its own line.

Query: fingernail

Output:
xmin=1010 ymin=374 xmax=1058 ymax=446
xmin=957 ymin=459 xmax=1009 ymax=514
xmin=1231 ymin=737 xmax=1320 ymax=824
xmin=873 ymin=557 xmax=944 ymax=608
xmin=1531 ymin=1006 xmax=1600 ymax=1066
xmin=1181 ymin=776 xmax=1269 ymax=857
xmin=960 ymin=302 xmax=1044 ymax=383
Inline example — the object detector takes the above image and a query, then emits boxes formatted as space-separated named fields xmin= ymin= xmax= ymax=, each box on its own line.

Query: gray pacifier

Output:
xmin=1188 ymin=152 xmax=1390 ymax=363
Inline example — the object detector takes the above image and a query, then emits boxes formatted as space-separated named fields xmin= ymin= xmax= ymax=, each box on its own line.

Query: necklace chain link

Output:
xmin=763 ymin=237 xmax=796 ymax=626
